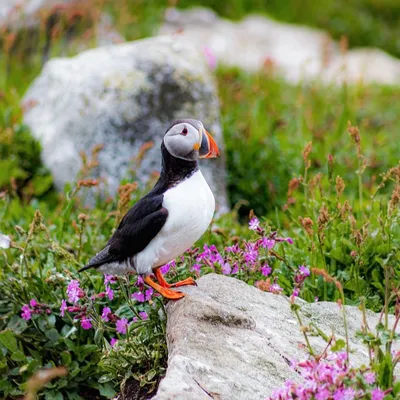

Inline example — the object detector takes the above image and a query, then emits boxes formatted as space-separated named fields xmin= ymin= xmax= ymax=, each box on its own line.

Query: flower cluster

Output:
xmin=192 ymin=217 xmax=293 ymax=287
xmin=270 ymin=351 xmax=389 ymax=400
xmin=60 ymin=274 xmax=150 ymax=336
xmin=21 ymin=299 xmax=51 ymax=320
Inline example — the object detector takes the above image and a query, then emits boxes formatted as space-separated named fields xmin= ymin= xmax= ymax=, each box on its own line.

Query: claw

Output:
xmin=144 ymin=276 xmax=185 ymax=300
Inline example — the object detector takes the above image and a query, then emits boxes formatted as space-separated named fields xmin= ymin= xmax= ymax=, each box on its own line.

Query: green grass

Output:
xmin=1 ymin=0 xmax=400 ymax=398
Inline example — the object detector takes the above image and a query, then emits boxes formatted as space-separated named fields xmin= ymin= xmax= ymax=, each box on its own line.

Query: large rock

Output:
xmin=22 ymin=36 xmax=228 ymax=212
xmin=154 ymin=274 xmax=399 ymax=400
xmin=160 ymin=7 xmax=400 ymax=85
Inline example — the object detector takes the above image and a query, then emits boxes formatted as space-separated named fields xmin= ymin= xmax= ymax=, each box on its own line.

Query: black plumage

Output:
xmin=79 ymin=139 xmax=199 ymax=272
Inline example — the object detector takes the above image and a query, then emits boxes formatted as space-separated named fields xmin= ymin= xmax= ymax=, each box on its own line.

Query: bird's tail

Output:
xmin=78 ymin=245 xmax=113 ymax=273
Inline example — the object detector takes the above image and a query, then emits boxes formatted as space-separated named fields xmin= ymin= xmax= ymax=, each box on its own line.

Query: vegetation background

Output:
xmin=0 ymin=0 xmax=399 ymax=398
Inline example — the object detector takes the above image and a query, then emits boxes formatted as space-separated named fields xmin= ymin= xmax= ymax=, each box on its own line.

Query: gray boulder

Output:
xmin=154 ymin=273 xmax=399 ymax=400
xmin=22 ymin=36 xmax=228 ymax=212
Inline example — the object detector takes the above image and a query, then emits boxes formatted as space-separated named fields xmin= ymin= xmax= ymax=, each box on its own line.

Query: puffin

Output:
xmin=79 ymin=119 xmax=219 ymax=300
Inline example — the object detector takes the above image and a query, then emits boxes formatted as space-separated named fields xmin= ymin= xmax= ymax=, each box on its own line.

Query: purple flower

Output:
xmin=203 ymin=46 xmax=217 ymax=70
xmin=132 ymin=292 xmax=145 ymax=302
xmin=110 ymin=337 xmax=117 ymax=347
xmin=315 ymin=296 xmax=319 ymax=302
xmin=261 ymin=264 xmax=272 ymax=276
xmin=299 ymin=265 xmax=310 ymax=277
xmin=116 ymin=318 xmax=128 ymax=334
xmin=249 ymin=217 xmax=260 ymax=231
xmin=29 ymin=299 xmax=38 ymax=307
xmin=226 ymin=244 xmax=240 ymax=254
xmin=292 ymin=288 xmax=300 ymax=297
xmin=145 ymin=288 xmax=153 ymax=301
xmin=21 ymin=304 xmax=32 ymax=320
xmin=106 ymin=286 xmax=114 ymax=301
xmin=67 ymin=280 xmax=82 ymax=304
xmin=191 ymin=263 xmax=202 ymax=273
xmin=221 ymin=262 xmax=231 ymax=275
xmin=364 ymin=372 xmax=375 ymax=385
xmin=60 ymin=299 xmax=67 ymax=317
xmin=101 ymin=307 xmax=112 ymax=322
xmin=231 ymin=263 xmax=239 ymax=274
xmin=276 ymin=237 xmax=294 ymax=244
xmin=371 ymin=388 xmax=385 ymax=400
xmin=269 ymin=283 xmax=283 ymax=294
xmin=244 ymin=243 xmax=258 ymax=264
xmin=260 ymin=237 xmax=275 ymax=250
xmin=81 ymin=317 xmax=92 ymax=330
xmin=139 ymin=311 xmax=148 ymax=320
xmin=136 ymin=275 xmax=144 ymax=286
xmin=104 ymin=274 xmax=116 ymax=286
xmin=160 ymin=260 xmax=176 ymax=275
xmin=315 ymin=388 xmax=330 ymax=400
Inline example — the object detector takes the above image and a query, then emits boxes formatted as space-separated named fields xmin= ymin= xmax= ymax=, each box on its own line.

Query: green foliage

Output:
xmin=0 ymin=93 xmax=53 ymax=201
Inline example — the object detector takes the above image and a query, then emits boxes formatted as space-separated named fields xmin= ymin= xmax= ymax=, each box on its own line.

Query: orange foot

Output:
xmin=155 ymin=268 xmax=197 ymax=288
xmin=144 ymin=276 xmax=185 ymax=300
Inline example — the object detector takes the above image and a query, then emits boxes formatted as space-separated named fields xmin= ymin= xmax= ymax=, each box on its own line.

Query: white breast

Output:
xmin=134 ymin=170 xmax=215 ymax=275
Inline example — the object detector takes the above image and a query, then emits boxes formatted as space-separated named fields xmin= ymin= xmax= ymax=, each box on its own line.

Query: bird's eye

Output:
xmin=181 ymin=128 xmax=188 ymax=136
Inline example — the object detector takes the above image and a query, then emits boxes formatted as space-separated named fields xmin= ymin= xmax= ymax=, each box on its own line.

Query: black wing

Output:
xmin=79 ymin=194 xmax=168 ymax=271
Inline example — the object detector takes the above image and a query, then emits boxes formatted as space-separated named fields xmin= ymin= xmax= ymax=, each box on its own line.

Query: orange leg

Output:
xmin=144 ymin=276 xmax=185 ymax=300
xmin=154 ymin=268 xmax=197 ymax=288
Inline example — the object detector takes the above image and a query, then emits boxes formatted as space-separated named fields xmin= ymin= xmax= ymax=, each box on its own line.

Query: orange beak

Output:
xmin=199 ymin=130 xmax=220 ymax=158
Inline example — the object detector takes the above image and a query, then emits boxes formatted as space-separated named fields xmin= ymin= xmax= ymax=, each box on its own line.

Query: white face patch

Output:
xmin=163 ymin=122 xmax=202 ymax=160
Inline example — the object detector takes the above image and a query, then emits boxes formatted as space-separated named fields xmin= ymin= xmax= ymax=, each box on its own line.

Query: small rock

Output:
xmin=22 ymin=36 xmax=229 ymax=212
xmin=154 ymin=273 xmax=399 ymax=400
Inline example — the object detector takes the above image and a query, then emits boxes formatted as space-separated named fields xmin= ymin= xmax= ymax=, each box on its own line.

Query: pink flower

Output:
xmin=261 ymin=264 xmax=272 ymax=276
xmin=371 ymin=388 xmax=385 ymax=400
xmin=145 ymin=288 xmax=153 ymax=301
xmin=299 ymin=265 xmax=310 ymax=276
xmin=244 ymin=243 xmax=258 ymax=264
xmin=104 ymin=274 xmax=116 ymax=286
xmin=221 ymin=262 xmax=231 ymax=275
xmin=81 ymin=317 xmax=92 ymax=330
xmin=269 ymin=283 xmax=283 ymax=294
xmin=315 ymin=296 xmax=319 ymax=302
xmin=203 ymin=46 xmax=217 ymax=70
xmin=364 ymin=372 xmax=375 ymax=385
xmin=226 ymin=244 xmax=240 ymax=254
xmin=67 ymin=280 xmax=83 ymax=303
xmin=231 ymin=263 xmax=239 ymax=274
xmin=191 ymin=263 xmax=202 ymax=273
xmin=110 ymin=337 xmax=118 ymax=347
xmin=21 ymin=304 xmax=32 ymax=320
xmin=160 ymin=260 xmax=175 ymax=275
xmin=276 ymin=237 xmax=294 ymax=244
xmin=136 ymin=275 xmax=144 ymax=286
xmin=101 ymin=307 xmax=112 ymax=322
xmin=249 ymin=217 xmax=260 ymax=231
xmin=116 ymin=318 xmax=128 ymax=334
xmin=139 ymin=311 xmax=148 ymax=320
xmin=60 ymin=299 xmax=67 ymax=317
xmin=291 ymin=288 xmax=300 ymax=297
xmin=29 ymin=299 xmax=38 ymax=307
xmin=106 ymin=286 xmax=114 ymax=301
xmin=132 ymin=292 xmax=145 ymax=302
xmin=315 ymin=388 xmax=330 ymax=400
xmin=260 ymin=238 xmax=275 ymax=250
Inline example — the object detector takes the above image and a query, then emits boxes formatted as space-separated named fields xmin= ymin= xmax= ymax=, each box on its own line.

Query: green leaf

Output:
xmin=98 ymin=383 xmax=117 ymax=398
xmin=331 ymin=339 xmax=346 ymax=352
xmin=11 ymin=350 xmax=26 ymax=362
xmin=0 ymin=330 xmax=18 ymax=353
xmin=98 ymin=374 xmax=113 ymax=384
xmin=7 ymin=316 xmax=28 ymax=335
xmin=45 ymin=328 xmax=61 ymax=343
xmin=61 ymin=351 xmax=72 ymax=366
xmin=45 ymin=391 xmax=63 ymax=400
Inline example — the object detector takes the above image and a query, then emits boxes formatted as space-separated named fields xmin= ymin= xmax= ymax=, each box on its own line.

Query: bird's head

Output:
xmin=163 ymin=119 xmax=219 ymax=161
